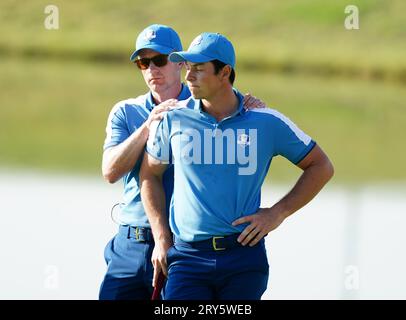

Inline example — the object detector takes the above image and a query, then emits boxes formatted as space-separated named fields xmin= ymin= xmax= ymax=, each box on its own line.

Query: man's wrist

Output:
xmin=268 ymin=204 xmax=291 ymax=221
xmin=156 ymin=234 xmax=173 ymax=250
xmin=154 ymin=230 xmax=173 ymax=243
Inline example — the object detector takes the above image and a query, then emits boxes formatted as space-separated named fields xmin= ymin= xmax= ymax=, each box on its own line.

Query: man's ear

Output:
xmin=175 ymin=61 xmax=184 ymax=72
xmin=220 ymin=65 xmax=231 ymax=82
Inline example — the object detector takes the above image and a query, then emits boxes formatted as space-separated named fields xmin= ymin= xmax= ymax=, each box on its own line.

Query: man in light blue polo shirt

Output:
xmin=99 ymin=24 xmax=189 ymax=300
xmin=100 ymin=25 xmax=265 ymax=300
xmin=140 ymin=32 xmax=334 ymax=299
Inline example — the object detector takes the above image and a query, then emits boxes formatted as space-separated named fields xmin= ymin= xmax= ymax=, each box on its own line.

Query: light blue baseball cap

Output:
xmin=130 ymin=24 xmax=183 ymax=61
xmin=169 ymin=32 xmax=235 ymax=68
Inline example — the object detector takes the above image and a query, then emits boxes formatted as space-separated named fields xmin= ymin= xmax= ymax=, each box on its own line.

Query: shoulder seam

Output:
xmin=250 ymin=108 xmax=312 ymax=145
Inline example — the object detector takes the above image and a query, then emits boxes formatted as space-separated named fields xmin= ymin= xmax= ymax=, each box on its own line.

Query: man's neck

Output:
xmin=151 ymin=82 xmax=182 ymax=105
xmin=201 ymin=87 xmax=239 ymax=122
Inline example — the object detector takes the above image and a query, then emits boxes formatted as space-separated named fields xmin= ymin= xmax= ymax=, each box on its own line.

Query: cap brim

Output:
xmin=169 ymin=52 xmax=213 ymax=64
xmin=130 ymin=44 xmax=174 ymax=61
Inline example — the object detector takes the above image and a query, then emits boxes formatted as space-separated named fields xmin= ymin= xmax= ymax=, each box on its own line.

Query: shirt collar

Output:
xmin=194 ymin=89 xmax=246 ymax=117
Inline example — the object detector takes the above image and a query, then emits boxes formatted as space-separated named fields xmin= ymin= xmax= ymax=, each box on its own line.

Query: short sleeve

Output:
xmin=103 ymin=103 xmax=129 ymax=150
xmin=145 ymin=115 xmax=172 ymax=164
xmin=272 ymin=110 xmax=316 ymax=164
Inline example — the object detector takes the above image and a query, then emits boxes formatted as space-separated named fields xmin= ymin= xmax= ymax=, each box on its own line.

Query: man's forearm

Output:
xmin=102 ymin=123 xmax=149 ymax=183
xmin=140 ymin=173 xmax=172 ymax=243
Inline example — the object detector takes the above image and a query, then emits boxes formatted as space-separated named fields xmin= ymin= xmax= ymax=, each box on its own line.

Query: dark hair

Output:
xmin=211 ymin=60 xmax=235 ymax=85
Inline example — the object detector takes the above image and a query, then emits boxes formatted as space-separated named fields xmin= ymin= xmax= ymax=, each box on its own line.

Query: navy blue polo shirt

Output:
xmin=103 ymin=84 xmax=190 ymax=227
xmin=146 ymin=90 xmax=316 ymax=241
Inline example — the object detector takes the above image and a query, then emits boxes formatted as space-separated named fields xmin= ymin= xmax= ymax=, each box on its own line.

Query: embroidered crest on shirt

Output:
xmin=237 ymin=133 xmax=250 ymax=146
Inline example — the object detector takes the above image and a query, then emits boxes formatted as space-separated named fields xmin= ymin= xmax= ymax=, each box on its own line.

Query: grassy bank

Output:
xmin=1 ymin=0 xmax=405 ymax=83
xmin=1 ymin=56 xmax=405 ymax=183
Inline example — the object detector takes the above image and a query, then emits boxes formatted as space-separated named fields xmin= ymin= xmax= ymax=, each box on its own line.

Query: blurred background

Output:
xmin=0 ymin=0 xmax=405 ymax=299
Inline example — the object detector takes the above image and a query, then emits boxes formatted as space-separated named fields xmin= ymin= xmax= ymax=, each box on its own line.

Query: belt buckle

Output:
xmin=134 ymin=227 xmax=145 ymax=242
xmin=212 ymin=236 xmax=225 ymax=251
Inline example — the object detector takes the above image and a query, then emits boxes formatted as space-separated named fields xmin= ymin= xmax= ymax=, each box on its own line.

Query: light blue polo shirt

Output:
xmin=146 ymin=90 xmax=316 ymax=241
xmin=103 ymin=84 xmax=190 ymax=227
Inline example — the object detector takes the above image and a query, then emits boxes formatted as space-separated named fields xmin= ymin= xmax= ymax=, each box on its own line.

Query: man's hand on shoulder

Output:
xmin=145 ymin=99 xmax=178 ymax=129
xmin=243 ymin=93 xmax=266 ymax=110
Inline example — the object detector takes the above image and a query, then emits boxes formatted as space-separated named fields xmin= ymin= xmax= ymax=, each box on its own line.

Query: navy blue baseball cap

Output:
xmin=169 ymin=32 xmax=235 ymax=68
xmin=130 ymin=24 xmax=183 ymax=61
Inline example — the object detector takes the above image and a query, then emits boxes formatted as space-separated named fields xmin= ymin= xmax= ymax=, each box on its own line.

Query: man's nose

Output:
xmin=185 ymin=70 xmax=194 ymax=82
xmin=149 ymin=61 xmax=159 ymax=70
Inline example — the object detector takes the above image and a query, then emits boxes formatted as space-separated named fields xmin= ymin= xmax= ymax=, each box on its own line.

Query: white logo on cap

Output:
xmin=189 ymin=35 xmax=202 ymax=49
xmin=144 ymin=29 xmax=156 ymax=41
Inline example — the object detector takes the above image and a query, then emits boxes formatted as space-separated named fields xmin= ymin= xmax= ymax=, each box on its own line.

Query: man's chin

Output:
xmin=149 ymin=82 xmax=164 ymax=91
xmin=191 ymin=93 xmax=202 ymax=99
xmin=190 ymin=88 xmax=202 ymax=99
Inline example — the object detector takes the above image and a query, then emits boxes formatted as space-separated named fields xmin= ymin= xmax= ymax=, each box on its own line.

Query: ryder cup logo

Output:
xmin=237 ymin=133 xmax=250 ymax=146
xmin=144 ymin=29 xmax=156 ymax=41
xmin=189 ymin=35 xmax=202 ymax=49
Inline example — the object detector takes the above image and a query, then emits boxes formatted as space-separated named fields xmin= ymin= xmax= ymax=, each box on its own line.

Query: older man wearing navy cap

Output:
xmin=140 ymin=32 xmax=334 ymax=299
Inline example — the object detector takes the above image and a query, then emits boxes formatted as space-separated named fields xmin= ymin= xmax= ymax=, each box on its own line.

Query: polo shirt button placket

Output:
xmin=212 ymin=123 xmax=221 ymax=137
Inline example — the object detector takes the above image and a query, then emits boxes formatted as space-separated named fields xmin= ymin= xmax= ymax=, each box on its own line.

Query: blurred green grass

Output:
xmin=1 ymin=56 xmax=405 ymax=183
xmin=0 ymin=1 xmax=405 ymax=183
xmin=1 ymin=0 xmax=405 ymax=81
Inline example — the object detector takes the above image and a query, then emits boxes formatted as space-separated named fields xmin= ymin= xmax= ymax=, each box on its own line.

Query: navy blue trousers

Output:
xmin=99 ymin=226 xmax=155 ymax=300
xmin=164 ymin=238 xmax=269 ymax=300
